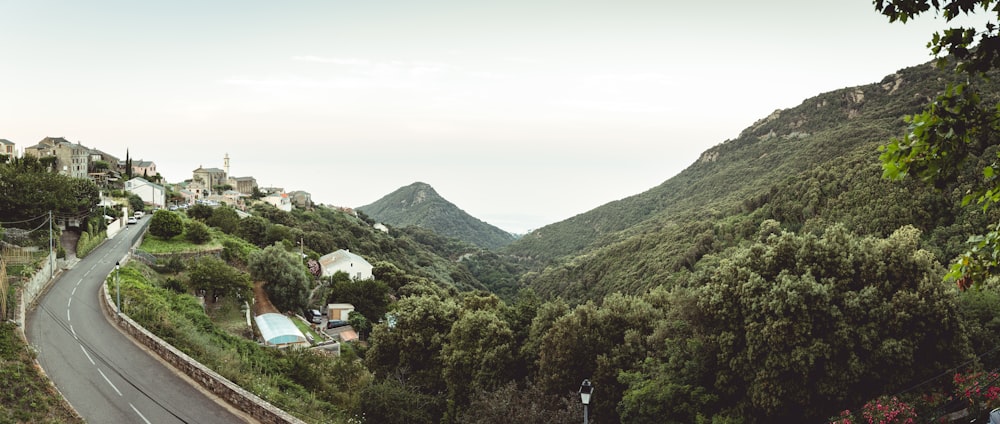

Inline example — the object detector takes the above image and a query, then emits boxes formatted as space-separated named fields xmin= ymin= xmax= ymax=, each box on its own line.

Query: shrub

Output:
xmin=149 ymin=210 xmax=183 ymax=239
xmin=861 ymin=396 xmax=917 ymax=424
xmin=185 ymin=221 xmax=211 ymax=244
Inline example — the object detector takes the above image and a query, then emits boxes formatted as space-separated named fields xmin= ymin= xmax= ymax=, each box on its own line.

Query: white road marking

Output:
xmin=80 ymin=344 xmax=94 ymax=365
xmin=66 ymin=309 xmax=71 ymax=322
xmin=71 ymin=286 xmax=77 ymax=296
xmin=67 ymin=297 xmax=72 ymax=308
xmin=129 ymin=403 xmax=152 ymax=424
xmin=98 ymin=368 xmax=122 ymax=396
xmin=70 ymin=324 xmax=77 ymax=339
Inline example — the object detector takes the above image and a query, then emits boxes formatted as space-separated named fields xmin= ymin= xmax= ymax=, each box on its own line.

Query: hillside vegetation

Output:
xmin=10 ymin=58 xmax=1000 ymax=423
xmin=505 ymin=62 xmax=1000 ymax=302
xmin=358 ymin=181 xmax=516 ymax=250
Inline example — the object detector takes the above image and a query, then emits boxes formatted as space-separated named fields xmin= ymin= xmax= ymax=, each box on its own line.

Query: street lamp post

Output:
xmin=579 ymin=379 xmax=594 ymax=424
xmin=115 ymin=262 xmax=120 ymax=315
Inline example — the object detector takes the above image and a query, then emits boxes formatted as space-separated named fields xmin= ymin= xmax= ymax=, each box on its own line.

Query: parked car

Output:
xmin=127 ymin=217 xmax=137 ymax=225
xmin=326 ymin=320 xmax=349 ymax=329
xmin=304 ymin=309 xmax=323 ymax=324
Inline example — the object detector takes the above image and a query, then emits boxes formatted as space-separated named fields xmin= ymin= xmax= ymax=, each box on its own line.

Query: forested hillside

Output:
xmin=506 ymin=62 xmax=1000 ymax=302
xmin=11 ymin=59 xmax=1000 ymax=424
xmin=358 ymin=181 xmax=516 ymax=250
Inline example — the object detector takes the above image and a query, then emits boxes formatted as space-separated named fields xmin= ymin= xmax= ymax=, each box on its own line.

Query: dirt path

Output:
xmin=252 ymin=281 xmax=279 ymax=315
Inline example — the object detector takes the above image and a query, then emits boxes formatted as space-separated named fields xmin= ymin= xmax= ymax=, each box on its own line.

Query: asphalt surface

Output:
xmin=26 ymin=218 xmax=250 ymax=423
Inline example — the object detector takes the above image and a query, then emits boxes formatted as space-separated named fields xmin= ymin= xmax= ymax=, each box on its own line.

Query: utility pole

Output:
xmin=48 ymin=210 xmax=53 ymax=278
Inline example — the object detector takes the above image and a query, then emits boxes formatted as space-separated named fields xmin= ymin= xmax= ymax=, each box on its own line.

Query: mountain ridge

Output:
xmin=358 ymin=181 xmax=516 ymax=250
xmin=502 ymin=61 xmax=992 ymax=301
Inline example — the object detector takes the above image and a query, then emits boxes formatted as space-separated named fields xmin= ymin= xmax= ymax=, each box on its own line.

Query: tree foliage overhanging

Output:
xmin=876 ymin=0 xmax=1000 ymax=287
xmin=0 ymin=156 xmax=100 ymax=227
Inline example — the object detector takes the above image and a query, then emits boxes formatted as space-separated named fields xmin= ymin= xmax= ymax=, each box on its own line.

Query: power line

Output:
xmin=0 ymin=211 xmax=50 ymax=226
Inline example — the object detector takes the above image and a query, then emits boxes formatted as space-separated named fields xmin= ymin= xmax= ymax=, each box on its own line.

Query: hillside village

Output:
xmin=2 ymin=136 xmax=325 ymax=214
xmin=1 ymin=136 xmax=386 ymax=349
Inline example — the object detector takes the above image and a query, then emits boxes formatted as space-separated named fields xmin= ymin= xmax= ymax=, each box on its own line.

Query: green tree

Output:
xmin=187 ymin=255 xmax=251 ymax=301
xmin=265 ymin=224 xmax=294 ymax=246
xmin=148 ymin=210 xmax=183 ymax=239
xmin=347 ymin=311 xmax=371 ymax=339
xmin=366 ymin=294 xmax=460 ymax=401
xmin=90 ymin=160 xmax=109 ymax=172
xmin=206 ymin=206 xmax=239 ymax=234
xmin=876 ymin=0 xmax=1000 ymax=287
xmin=186 ymin=203 xmax=213 ymax=221
xmin=619 ymin=224 xmax=972 ymax=422
xmin=237 ymin=215 xmax=269 ymax=247
xmin=185 ymin=220 xmax=211 ymax=244
xmin=358 ymin=379 xmax=442 ymax=424
xmin=125 ymin=149 xmax=131 ymax=180
xmin=247 ymin=244 xmax=311 ymax=312
xmin=128 ymin=194 xmax=144 ymax=214
xmin=457 ymin=380 xmax=579 ymax=424
xmin=326 ymin=274 xmax=390 ymax=323
xmin=0 ymin=157 xmax=100 ymax=225
xmin=535 ymin=293 xmax=665 ymax=424
xmin=441 ymin=309 xmax=515 ymax=418
xmin=251 ymin=186 xmax=265 ymax=200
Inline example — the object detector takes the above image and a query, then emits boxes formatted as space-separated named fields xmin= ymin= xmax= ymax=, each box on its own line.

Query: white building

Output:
xmin=125 ymin=177 xmax=166 ymax=208
xmin=263 ymin=191 xmax=292 ymax=212
xmin=319 ymin=249 xmax=374 ymax=281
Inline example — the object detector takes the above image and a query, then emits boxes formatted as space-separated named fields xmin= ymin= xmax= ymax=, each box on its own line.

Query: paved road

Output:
xmin=26 ymin=219 xmax=250 ymax=423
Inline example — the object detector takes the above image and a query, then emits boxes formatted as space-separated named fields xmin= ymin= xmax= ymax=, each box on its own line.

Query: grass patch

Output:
xmin=291 ymin=317 xmax=323 ymax=344
xmin=0 ymin=322 xmax=83 ymax=424
xmin=141 ymin=234 xmax=222 ymax=254
xmin=205 ymin=296 xmax=252 ymax=339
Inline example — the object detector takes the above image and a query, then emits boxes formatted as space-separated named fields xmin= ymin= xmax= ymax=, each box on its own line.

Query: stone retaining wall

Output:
xmin=15 ymin=252 xmax=58 ymax=328
xmin=100 ymin=280 xmax=305 ymax=424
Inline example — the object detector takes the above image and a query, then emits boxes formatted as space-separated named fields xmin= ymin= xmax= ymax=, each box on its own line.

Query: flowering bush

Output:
xmin=829 ymin=409 xmax=854 ymax=424
xmin=861 ymin=395 xmax=917 ymax=424
xmin=955 ymin=370 xmax=1000 ymax=410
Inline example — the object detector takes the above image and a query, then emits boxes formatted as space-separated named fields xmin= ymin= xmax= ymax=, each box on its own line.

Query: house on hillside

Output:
xmin=0 ymin=139 xmax=15 ymax=158
xmin=289 ymin=190 xmax=312 ymax=209
xmin=319 ymin=249 xmax=374 ymax=281
xmin=263 ymin=191 xmax=292 ymax=212
xmin=254 ymin=313 xmax=308 ymax=348
xmin=229 ymin=176 xmax=258 ymax=196
xmin=176 ymin=188 xmax=198 ymax=205
xmin=221 ymin=190 xmax=244 ymax=209
xmin=125 ymin=177 xmax=166 ymax=208
xmin=132 ymin=160 xmax=157 ymax=179
xmin=24 ymin=137 xmax=90 ymax=179
xmin=87 ymin=148 xmax=123 ymax=188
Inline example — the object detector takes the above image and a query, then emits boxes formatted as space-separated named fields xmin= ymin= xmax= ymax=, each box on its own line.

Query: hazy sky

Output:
xmin=0 ymin=1 xmax=989 ymax=233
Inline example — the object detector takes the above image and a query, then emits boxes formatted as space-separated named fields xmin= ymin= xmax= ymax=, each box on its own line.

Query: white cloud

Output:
xmin=292 ymin=55 xmax=370 ymax=66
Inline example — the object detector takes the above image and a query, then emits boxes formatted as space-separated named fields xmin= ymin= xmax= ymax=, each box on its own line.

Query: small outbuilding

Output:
xmin=326 ymin=303 xmax=356 ymax=321
xmin=254 ymin=313 xmax=308 ymax=348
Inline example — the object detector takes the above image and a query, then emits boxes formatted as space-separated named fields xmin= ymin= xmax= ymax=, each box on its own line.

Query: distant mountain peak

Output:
xmin=359 ymin=182 xmax=515 ymax=250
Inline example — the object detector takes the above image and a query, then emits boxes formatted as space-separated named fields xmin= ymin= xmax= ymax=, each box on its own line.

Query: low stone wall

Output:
xmin=100 ymin=280 xmax=304 ymax=424
xmin=15 ymin=252 xmax=58 ymax=328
